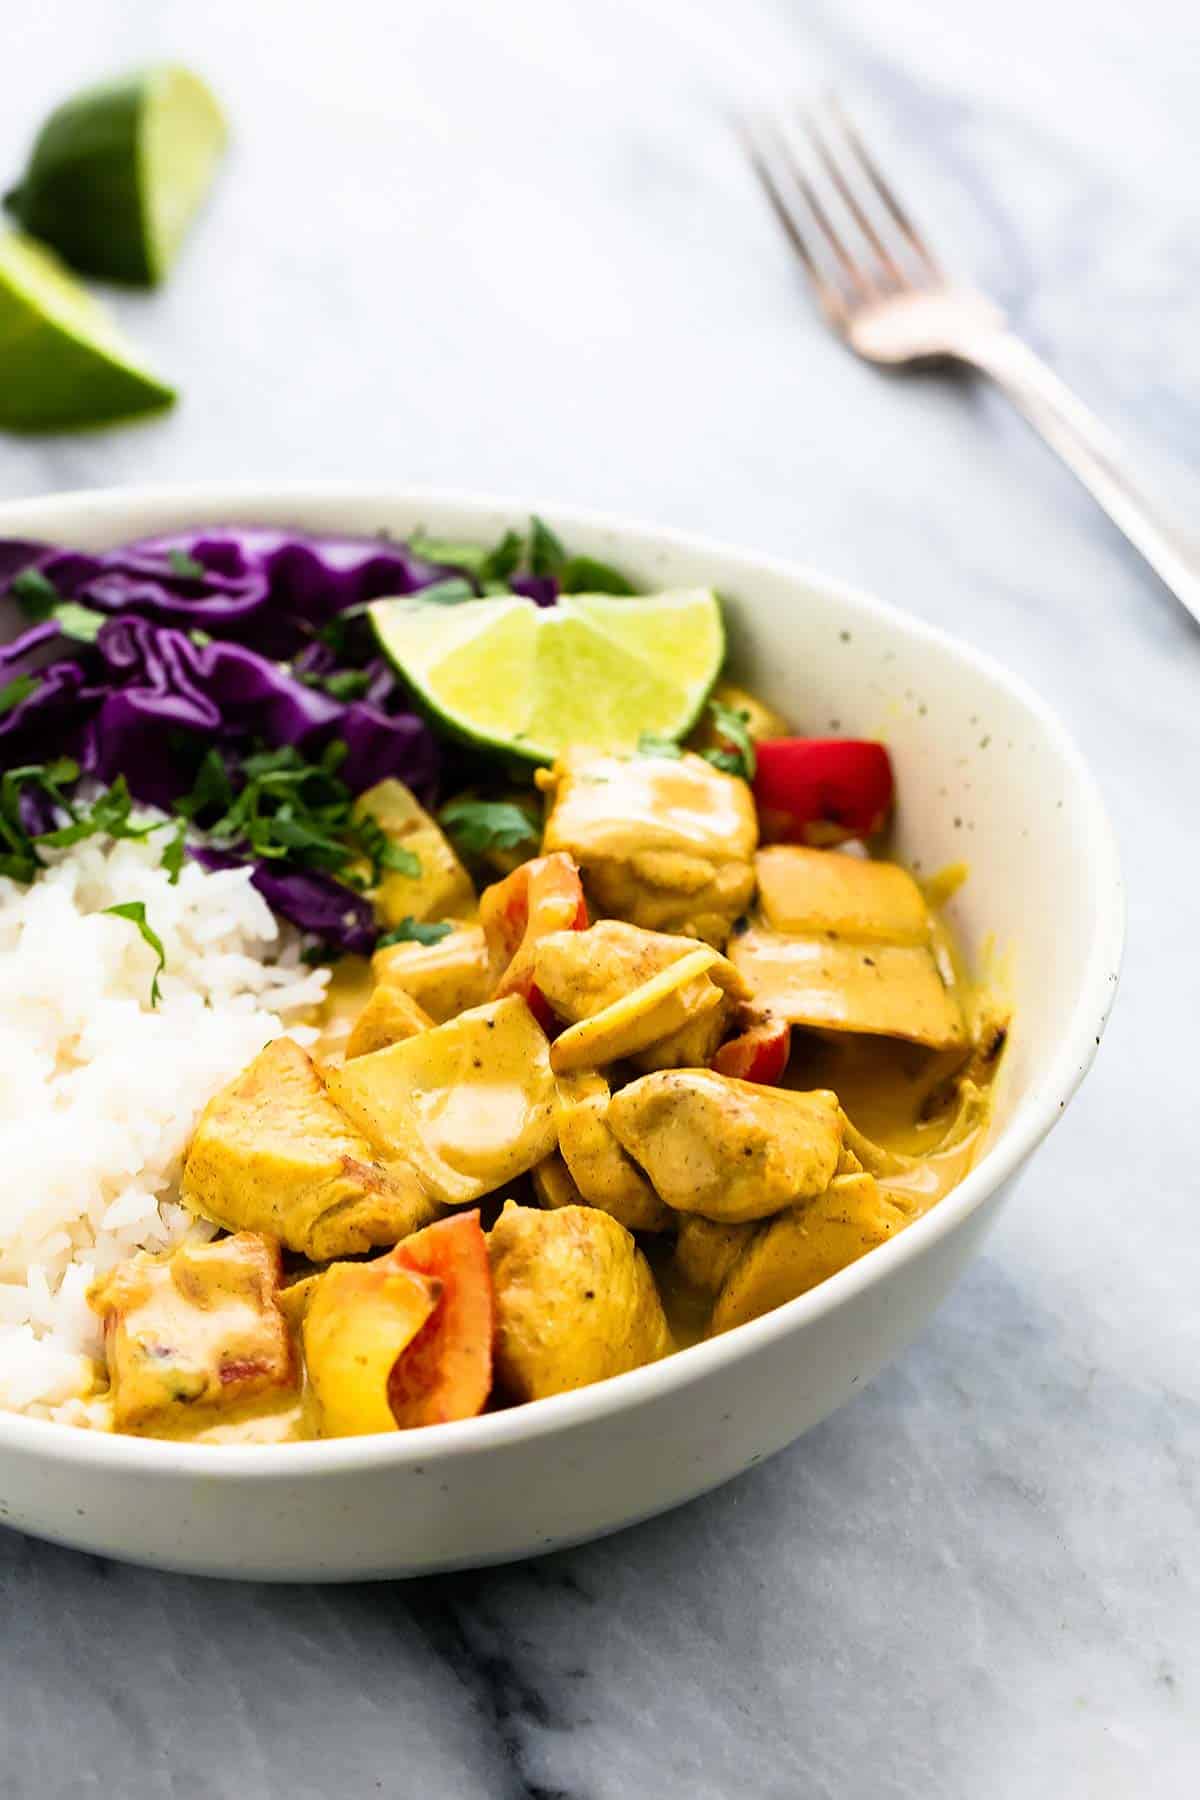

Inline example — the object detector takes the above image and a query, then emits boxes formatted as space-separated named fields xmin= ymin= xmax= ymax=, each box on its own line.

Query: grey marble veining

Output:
xmin=2 ymin=1 xmax=1198 ymax=1794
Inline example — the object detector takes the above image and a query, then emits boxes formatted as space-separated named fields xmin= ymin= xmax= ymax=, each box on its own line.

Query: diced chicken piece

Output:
xmin=555 ymin=1070 xmax=671 ymax=1232
xmin=89 ymin=1232 xmax=295 ymax=1432
xmin=183 ymin=1039 xmax=437 ymax=1260
xmin=326 ymin=996 xmax=557 ymax=1207
xmin=711 ymin=1171 xmax=910 ymax=1332
xmin=345 ymin=984 xmax=433 ymax=1060
xmin=539 ymin=748 xmax=757 ymax=947
xmin=534 ymin=919 xmax=747 ymax=1072
xmin=607 ymin=1069 xmax=843 ymax=1224
xmin=355 ymin=778 xmax=476 ymax=926
xmin=372 ymin=923 xmax=492 ymax=1023
xmin=729 ymin=846 xmax=966 ymax=1049
xmin=673 ymin=1215 xmax=756 ymax=1294
xmin=488 ymin=1201 xmax=671 ymax=1401
xmin=531 ymin=1152 xmax=584 ymax=1211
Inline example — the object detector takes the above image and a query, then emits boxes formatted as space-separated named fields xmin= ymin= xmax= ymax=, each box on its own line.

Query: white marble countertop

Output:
xmin=2 ymin=1 xmax=1197 ymax=1794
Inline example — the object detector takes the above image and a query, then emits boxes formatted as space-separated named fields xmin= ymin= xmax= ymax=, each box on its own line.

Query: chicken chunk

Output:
xmin=711 ymin=1171 xmax=910 ymax=1332
xmin=530 ymin=1152 xmax=585 ymax=1211
xmin=326 ymin=996 xmax=557 ymax=1207
xmin=89 ymin=1233 xmax=295 ymax=1432
xmin=555 ymin=1070 xmax=671 ymax=1232
xmin=182 ymin=1038 xmax=437 ymax=1260
xmin=673 ymin=1215 xmax=757 ymax=1293
xmin=355 ymin=778 xmax=476 ymax=927
xmin=539 ymin=748 xmax=757 ymax=946
xmin=488 ymin=1201 xmax=671 ymax=1401
xmin=372 ymin=923 xmax=492 ymax=1023
xmin=344 ymin=984 xmax=433 ymax=1060
xmin=533 ymin=918 xmax=746 ymax=1071
xmin=729 ymin=846 xmax=966 ymax=1049
xmin=607 ymin=1069 xmax=844 ymax=1223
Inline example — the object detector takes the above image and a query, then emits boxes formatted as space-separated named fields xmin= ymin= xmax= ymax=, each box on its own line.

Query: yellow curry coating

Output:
xmin=607 ymin=1069 xmax=845 ymax=1224
xmin=539 ymin=748 xmax=757 ymax=946
xmin=372 ymin=923 xmax=492 ymax=1023
xmin=554 ymin=1070 xmax=671 ymax=1233
xmin=181 ymin=1037 xmax=437 ymax=1261
xmin=488 ymin=1201 xmax=672 ymax=1401
xmin=730 ymin=846 xmax=965 ymax=1050
xmin=90 ymin=1232 xmax=294 ymax=1432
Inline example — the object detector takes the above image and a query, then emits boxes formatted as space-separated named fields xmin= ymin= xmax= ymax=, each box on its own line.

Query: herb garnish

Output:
xmin=637 ymin=731 xmax=683 ymax=760
xmin=0 ymin=675 xmax=39 ymax=718
xmin=295 ymin=667 xmax=374 ymax=701
xmin=35 ymin=776 xmax=158 ymax=850
xmin=103 ymin=902 xmax=167 ymax=1006
xmin=176 ymin=743 xmax=421 ymax=890
xmin=406 ymin=519 xmax=634 ymax=600
xmin=50 ymin=600 xmax=107 ymax=645
xmin=0 ymin=762 xmax=173 ymax=884
xmin=701 ymin=702 xmax=757 ymax=781
xmin=437 ymin=798 xmax=539 ymax=858
xmin=410 ymin=577 xmax=477 ymax=607
xmin=11 ymin=567 xmax=61 ymax=616
xmin=9 ymin=570 xmax=108 ymax=645
xmin=376 ymin=917 xmax=454 ymax=949
xmin=167 ymin=549 xmax=206 ymax=580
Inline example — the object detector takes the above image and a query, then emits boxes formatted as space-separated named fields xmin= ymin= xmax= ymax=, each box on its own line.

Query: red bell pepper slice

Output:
xmin=711 ymin=1016 xmax=791 ymax=1085
xmin=386 ymin=1212 xmax=494 ymax=1429
xmin=480 ymin=851 xmax=588 ymax=1030
xmin=752 ymin=739 xmax=894 ymax=846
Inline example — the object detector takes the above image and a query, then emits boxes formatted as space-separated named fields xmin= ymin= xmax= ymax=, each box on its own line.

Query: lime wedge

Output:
xmin=0 ymin=232 xmax=175 ymax=431
xmin=370 ymin=588 xmax=725 ymax=763
xmin=5 ymin=66 xmax=227 ymax=285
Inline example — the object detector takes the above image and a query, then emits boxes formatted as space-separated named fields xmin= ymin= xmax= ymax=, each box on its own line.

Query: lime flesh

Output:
xmin=370 ymin=588 xmax=725 ymax=763
xmin=0 ymin=232 xmax=175 ymax=431
xmin=5 ymin=66 xmax=226 ymax=285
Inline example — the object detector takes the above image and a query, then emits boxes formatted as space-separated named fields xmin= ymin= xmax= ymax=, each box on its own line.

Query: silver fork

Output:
xmin=743 ymin=98 xmax=1200 ymax=626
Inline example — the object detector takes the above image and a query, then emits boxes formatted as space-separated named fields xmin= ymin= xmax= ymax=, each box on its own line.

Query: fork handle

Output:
xmin=964 ymin=332 xmax=1200 ymax=625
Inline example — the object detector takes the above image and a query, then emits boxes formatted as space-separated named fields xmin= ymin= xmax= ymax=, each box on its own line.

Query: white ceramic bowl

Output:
xmin=0 ymin=485 xmax=1123 ymax=1580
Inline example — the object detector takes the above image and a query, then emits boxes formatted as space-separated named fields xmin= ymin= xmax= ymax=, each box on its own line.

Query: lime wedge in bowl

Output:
xmin=370 ymin=588 xmax=725 ymax=763
xmin=0 ymin=232 xmax=175 ymax=431
xmin=5 ymin=66 xmax=227 ymax=285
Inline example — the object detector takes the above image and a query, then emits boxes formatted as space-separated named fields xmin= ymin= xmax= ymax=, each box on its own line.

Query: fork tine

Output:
xmin=800 ymin=106 xmax=908 ymax=290
xmin=739 ymin=117 xmax=851 ymax=325
xmin=826 ymin=95 xmax=943 ymax=279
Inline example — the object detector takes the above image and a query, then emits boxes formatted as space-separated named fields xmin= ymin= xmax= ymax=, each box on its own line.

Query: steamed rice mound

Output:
xmin=0 ymin=821 xmax=330 ymax=1419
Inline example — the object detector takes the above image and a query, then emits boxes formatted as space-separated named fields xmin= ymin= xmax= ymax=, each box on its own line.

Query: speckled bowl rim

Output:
xmin=0 ymin=483 xmax=1125 ymax=1479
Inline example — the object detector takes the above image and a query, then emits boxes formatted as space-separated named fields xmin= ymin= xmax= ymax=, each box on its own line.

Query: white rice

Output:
xmin=0 ymin=820 xmax=331 ymax=1419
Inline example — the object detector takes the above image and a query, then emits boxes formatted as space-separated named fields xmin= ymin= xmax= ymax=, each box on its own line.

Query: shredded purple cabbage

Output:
xmin=0 ymin=526 xmax=457 ymax=947
xmin=190 ymin=845 xmax=378 ymax=955
xmin=0 ymin=520 xmax=626 ymax=951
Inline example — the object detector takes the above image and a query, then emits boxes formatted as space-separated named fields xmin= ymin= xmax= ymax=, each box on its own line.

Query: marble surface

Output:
xmin=2 ymin=0 xmax=1198 ymax=1793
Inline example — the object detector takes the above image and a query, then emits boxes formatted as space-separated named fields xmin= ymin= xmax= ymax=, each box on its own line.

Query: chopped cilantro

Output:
xmin=10 ymin=567 xmax=60 ymax=618
xmin=51 ymin=600 xmax=107 ymax=645
xmin=103 ymin=901 xmax=167 ymax=1006
xmin=438 ymin=797 xmax=539 ymax=858
xmin=637 ymin=731 xmax=683 ymax=760
xmin=528 ymin=515 xmax=567 ymax=580
xmin=167 ymin=549 xmax=206 ymax=580
xmin=0 ymin=675 xmax=39 ymax=718
xmin=376 ymin=917 xmax=454 ymax=949
xmin=559 ymin=555 xmax=636 ymax=595
xmin=702 ymin=702 xmax=757 ymax=781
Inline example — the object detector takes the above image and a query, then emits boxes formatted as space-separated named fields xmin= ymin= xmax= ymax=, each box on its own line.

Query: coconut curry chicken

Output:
xmin=87 ymin=691 xmax=1007 ymax=1443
